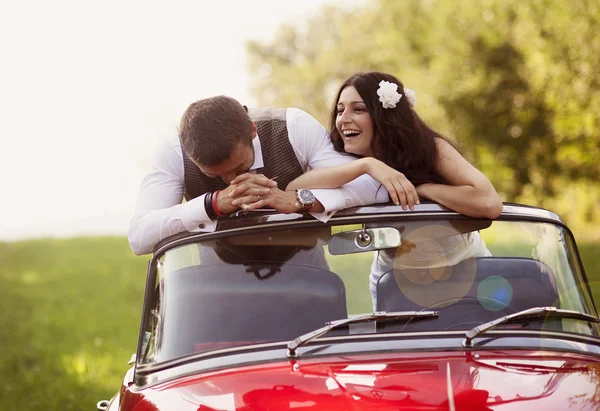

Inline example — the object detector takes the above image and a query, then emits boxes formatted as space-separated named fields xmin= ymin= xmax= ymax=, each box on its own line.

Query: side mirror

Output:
xmin=328 ymin=226 xmax=401 ymax=255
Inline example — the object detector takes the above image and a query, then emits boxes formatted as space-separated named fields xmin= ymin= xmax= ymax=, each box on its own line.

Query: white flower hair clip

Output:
xmin=404 ymin=88 xmax=417 ymax=107
xmin=377 ymin=80 xmax=402 ymax=109
xmin=377 ymin=80 xmax=418 ymax=109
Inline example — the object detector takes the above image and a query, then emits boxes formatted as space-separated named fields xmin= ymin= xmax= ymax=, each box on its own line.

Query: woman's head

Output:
xmin=329 ymin=72 xmax=445 ymax=185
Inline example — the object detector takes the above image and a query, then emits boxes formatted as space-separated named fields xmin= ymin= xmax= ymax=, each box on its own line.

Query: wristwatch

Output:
xmin=295 ymin=189 xmax=316 ymax=211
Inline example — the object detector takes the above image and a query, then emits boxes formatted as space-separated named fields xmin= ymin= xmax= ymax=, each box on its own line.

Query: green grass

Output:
xmin=0 ymin=237 xmax=597 ymax=410
xmin=0 ymin=238 xmax=148 ymax=411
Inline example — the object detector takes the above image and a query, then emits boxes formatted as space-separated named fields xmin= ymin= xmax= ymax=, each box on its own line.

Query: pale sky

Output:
xmin=0 ymin=0 xmax=364 ymax=240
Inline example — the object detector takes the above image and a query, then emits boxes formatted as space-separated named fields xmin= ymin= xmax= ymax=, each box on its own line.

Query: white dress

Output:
xmin=369 ymin=231 xmax=491 ymax=311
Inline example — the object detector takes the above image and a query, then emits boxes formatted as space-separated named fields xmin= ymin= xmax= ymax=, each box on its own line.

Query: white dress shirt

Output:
xmin=128 ymin=108 xmax=387 ymax=255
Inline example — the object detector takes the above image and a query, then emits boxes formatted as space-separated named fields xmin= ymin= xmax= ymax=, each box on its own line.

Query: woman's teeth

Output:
xmin=343 ymin=130 xmax=361 ymax=138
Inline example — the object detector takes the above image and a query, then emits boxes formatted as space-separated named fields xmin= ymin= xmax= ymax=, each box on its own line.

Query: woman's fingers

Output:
xmin=393 ymin=180 xmax=409 ymax=210
xmin=407 ymin=186 xmax=417 ymax=210
xmin=384 ymin=174 xmax=420 ymax=210
xmin=399 ymin=180 xmax=419 ymax=210
xmin=412 ymin=187 xmax=420 ymax=207
xmin=384 ymin=181 xmax=400 ymax=206
xmin=386 ymin=179 xmax=407 ymax=209
xmin=409 ymin=181 xmax=420 ymax=207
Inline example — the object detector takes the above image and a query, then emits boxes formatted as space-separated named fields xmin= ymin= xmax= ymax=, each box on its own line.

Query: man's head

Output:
xmin=180 ymin=96 xmax=256 ymax=183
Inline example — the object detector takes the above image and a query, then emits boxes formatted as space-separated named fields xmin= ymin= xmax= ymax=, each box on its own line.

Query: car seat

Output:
xmin=375 ymin=257 xmax=559 ymax=331
xmin=158 ymin=262 xmax=347 ymax=360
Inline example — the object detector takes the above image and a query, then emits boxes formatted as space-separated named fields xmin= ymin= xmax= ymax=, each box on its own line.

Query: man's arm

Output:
xmin=128 ymin=130 xmax=217 ymax=255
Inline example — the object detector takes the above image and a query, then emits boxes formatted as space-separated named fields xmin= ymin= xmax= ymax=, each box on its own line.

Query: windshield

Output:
xmin=138 ymin=218 xmax=599 ymax=365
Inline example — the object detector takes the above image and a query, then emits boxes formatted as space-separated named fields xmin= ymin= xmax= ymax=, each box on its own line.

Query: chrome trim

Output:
xmin=446 ymin=362 xmax=456 ymax=411
xmin=137 ymin=340 xmax=289 ymax=374
xmin=127 ymin=353 xmax=136 ymax=365
xmin=96 ymin=400 xmax=110 ymax=411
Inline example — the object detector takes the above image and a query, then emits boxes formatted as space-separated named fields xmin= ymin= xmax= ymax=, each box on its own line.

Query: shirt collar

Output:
xmin=250 ymin=132 xmax=264 ymax=170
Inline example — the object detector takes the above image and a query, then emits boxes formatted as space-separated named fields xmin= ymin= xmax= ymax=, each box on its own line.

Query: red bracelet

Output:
xmin=212 ymin=190 xmax=226 ymax=217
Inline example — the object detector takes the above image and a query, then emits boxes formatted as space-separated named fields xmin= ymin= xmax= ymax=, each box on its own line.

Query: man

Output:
xmin=128 ymin=95 xmax=385 ymax=255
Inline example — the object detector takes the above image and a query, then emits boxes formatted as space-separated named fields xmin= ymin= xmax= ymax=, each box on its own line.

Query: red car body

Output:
xmin=100 ymin=203 xmax=600 ymax=411
xmin=111 ymin=350 xmax=600 ymax=410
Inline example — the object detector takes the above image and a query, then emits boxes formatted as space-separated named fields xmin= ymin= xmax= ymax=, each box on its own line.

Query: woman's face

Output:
xmin=335 ymin=86 xmax=374 ymax=157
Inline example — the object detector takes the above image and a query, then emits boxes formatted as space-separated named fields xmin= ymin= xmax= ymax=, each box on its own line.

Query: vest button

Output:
xmin=199 ymin=223 xmax=206 ymax=229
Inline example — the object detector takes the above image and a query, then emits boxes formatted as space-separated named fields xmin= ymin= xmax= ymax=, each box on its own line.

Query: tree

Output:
xmin=246 ymin=0 xmax=600 ymax=231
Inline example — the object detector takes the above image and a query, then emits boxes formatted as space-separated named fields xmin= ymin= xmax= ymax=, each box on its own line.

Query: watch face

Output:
xmin=298 ymin=189 xmax=316 ymax=204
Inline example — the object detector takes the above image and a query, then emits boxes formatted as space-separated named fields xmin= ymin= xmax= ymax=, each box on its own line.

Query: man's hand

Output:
xmin=233 ymin=187 xmax=305 ymax=214
xmin=215 ymin=180 xmax=272 ymax=215
xmin=215 ymin=184 xmax=242 ymax=215
xmin=228 ymin=173 xmax=278 ymax=206
xmin=231 ymin=173 xmax=278 ymax=189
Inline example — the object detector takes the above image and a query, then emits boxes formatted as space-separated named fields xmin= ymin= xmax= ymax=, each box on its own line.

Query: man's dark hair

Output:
xmin=179 ymin=95 xmax=253 ymax=166
xmin=329 ymin=72 xmax=451 ymax=185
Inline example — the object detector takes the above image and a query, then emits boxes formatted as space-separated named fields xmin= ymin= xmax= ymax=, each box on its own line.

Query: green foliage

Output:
xmin=246 ymin=0 xmax=600 ymax=235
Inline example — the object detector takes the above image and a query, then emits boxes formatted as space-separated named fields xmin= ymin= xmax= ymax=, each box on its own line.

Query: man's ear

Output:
xmin=251 ymin=122 xmax=257 ymax=140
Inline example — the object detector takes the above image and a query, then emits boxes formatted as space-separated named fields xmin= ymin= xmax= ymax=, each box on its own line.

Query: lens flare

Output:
xmin=477 ymin=276 xmax=513 ymax=311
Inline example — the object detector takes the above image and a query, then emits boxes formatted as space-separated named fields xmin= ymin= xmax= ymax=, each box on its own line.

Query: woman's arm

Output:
xmin=286 ymin=158 xmax=369 ymax=190
xmin=287 ymin=157 xmax=419 ymax=209
xmin=416 ymin=139 xmax=503 ymax=218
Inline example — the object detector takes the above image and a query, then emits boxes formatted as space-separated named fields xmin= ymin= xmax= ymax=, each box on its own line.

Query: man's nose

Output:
xmin=220 ymin=172 xmax=237 ymax=185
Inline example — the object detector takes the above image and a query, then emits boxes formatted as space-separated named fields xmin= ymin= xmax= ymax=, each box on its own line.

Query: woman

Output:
xmin=287 ymin=72 xmax=502 ymax=218
xmin=286 ymin=72 xmax=503 ymax=310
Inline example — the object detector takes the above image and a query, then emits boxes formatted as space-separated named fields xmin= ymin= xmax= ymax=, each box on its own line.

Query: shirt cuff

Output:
xmin=310 ymin=189 xmax=347 ymax=222
xmin=181 ymin=194 xmax=218 ymax=232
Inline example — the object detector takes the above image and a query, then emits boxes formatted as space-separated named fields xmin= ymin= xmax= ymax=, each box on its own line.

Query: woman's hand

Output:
xmin=365 ymin=158 xmax=419 ymax=210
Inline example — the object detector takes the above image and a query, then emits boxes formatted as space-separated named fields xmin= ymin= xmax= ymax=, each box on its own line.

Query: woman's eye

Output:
xmin=336 ymin=108 xmax=344 ymax=115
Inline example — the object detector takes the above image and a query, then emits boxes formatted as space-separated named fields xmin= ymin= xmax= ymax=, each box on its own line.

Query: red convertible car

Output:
xmin=98 ymin=202 xmax=600 ymax=410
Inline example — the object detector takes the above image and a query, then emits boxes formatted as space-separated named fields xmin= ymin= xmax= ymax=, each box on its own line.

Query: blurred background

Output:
xmin=1 ymin=0 xmax=598 ymax=409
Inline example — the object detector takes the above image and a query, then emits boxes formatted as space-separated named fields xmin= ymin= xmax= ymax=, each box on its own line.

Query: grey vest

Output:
xmin=182 ymin=108 xmax=304 ymax=200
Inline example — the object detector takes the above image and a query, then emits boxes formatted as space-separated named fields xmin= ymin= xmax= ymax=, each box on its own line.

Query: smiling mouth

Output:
xmin=342 ymin=130 xmax=361 ymax=139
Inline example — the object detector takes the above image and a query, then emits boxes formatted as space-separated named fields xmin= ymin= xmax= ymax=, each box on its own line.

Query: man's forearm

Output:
xmin=128 ymin=197 xmax=216 ymax=255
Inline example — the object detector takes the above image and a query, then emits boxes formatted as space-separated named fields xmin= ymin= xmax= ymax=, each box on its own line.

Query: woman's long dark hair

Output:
xmin=329 ymin=72 xmax=449 ymax=185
